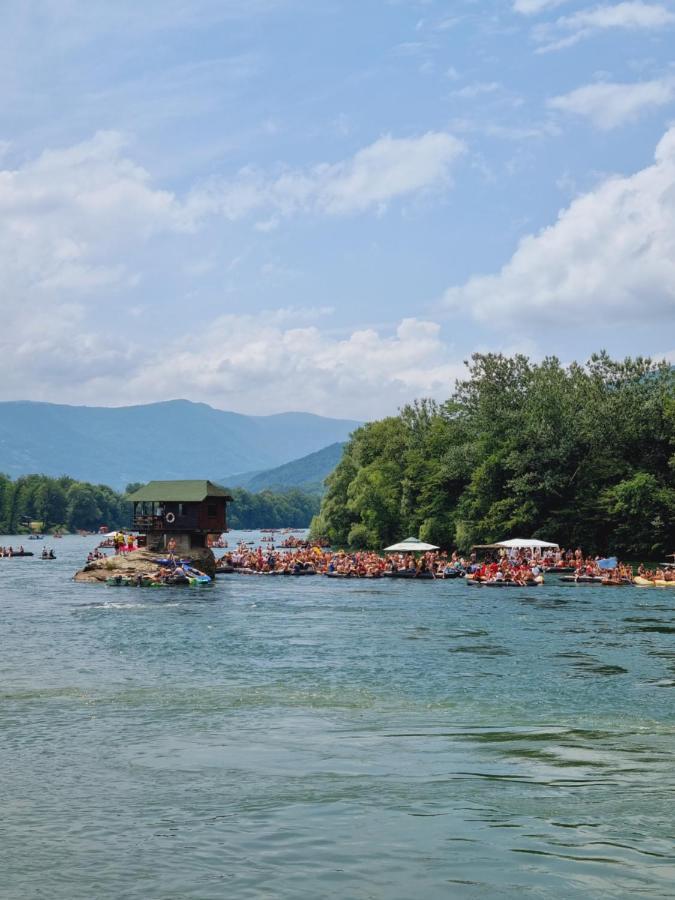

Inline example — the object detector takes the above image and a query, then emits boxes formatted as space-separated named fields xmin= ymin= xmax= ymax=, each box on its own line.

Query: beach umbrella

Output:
xmin=384 ymin=537 xmax=439 ymax=552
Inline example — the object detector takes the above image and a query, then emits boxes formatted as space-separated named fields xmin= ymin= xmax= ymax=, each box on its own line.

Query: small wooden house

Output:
xmin=127 ymin=480 xmax=232 ymax=553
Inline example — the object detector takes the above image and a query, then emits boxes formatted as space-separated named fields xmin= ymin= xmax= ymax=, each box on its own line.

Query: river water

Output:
xmin=1 ymin=533 xmax=674 ymax=899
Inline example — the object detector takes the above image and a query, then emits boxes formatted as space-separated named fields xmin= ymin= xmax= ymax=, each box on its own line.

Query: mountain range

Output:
xmin=220 ymin=442 xmax=345 ymax=495
xmin=0 ymin=400 xmax=359 ymax=489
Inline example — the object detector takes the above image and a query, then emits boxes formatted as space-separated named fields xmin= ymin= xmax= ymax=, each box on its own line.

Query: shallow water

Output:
xmin=1 ymin=533 xmax=674 ymax=899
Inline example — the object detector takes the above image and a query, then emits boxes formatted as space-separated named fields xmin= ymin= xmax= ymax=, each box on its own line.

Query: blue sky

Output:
xmin=1 ymin=0 xmax=674 ymax=418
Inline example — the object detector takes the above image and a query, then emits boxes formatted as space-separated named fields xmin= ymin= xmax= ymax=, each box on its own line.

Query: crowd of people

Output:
xmin=636 ymin=564 xmax=675 ymax=584
xmin=468 ymin=558 xmax=545 ymax=585
xmin=218 ymin=544 xmax=471 ymax=578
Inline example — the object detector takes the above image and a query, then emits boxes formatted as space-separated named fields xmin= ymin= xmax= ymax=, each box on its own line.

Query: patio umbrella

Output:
xmin=384 ymin=537 xmax=440 ymax=552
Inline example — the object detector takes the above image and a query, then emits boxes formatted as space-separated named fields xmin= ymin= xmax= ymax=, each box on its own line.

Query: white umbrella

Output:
xmin=496 ymin=538 xmax=559 ymax=549
xmin=384 ymin=537 xmax=439 ymax=552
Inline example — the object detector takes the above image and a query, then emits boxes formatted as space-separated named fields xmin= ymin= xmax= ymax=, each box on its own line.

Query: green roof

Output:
xmin=126 ymin=480 xmax=233 ymax=502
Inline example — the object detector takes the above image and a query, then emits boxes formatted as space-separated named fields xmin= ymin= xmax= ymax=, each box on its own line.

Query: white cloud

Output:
xmin=548 ymin=76 xmax=675 ymax=128
xmin=0 ymin=130 xmax=464 ymax=287
xmin=0 ymin=129 xmax=470 ymax=414
xmin=123 ymin=314 xmax=464 ymax=419
xmin=534 ymin=2 xmax=675 ymax=51
xmin=443 ymin=126 xmax=675 ymax=324
xmin=513 ymin=0 xmax=570 ymax=14
xmin=0 ymin=303 xmax=464 ymax=417
xmin=451 ymin=81 xmax=502 ymax=99
xmin=0 ymin=129 xmax=197 ymax=400
xmin=0 ymin=130 xmax=183 ymax=299
xmin=185 ymin=131 xmax=466 ymax=221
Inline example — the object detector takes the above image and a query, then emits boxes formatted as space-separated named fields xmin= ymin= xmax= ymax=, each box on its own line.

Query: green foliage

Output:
xmin=312 ymin=353 xmax=675 ymax=557
xmin=0 ymin=474 xmax=128 ymax=533
xmin=225 ymin=488 xmax=320 ymax=529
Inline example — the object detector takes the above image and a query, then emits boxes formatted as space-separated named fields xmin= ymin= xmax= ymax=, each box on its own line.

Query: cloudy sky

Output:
xmin=1 ymin=0 xmax=674 ymax=419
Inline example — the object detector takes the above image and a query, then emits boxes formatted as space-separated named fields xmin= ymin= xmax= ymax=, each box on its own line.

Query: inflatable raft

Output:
xmin=560 ymin=575 xmax=604 ymax=584
xmin=633 ymin=575 xmax=675 ymax=587
xmin=383 ymin=571 xmax=435 ymax=580
xmin=466 ymin=577 xmax=542 ymax=587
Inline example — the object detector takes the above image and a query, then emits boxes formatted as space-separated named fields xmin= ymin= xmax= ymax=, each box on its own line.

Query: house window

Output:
xmin=207 ymin=503 xmax=217 ymax=518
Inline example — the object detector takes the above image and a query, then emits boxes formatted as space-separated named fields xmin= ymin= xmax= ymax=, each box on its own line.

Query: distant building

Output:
xmin=126 ymin=480 xmax=232 ymax=553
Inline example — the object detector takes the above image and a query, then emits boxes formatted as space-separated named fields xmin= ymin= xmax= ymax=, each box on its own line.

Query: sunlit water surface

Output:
xmin=1 ymin=533 xmax=674 ymax=899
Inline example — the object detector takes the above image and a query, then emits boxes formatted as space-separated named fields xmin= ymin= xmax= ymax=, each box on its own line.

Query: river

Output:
xmin=1 ymin=533 xmax=674 ymax=898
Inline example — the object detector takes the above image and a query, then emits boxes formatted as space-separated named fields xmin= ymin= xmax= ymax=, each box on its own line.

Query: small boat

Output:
xmin=383 ymin=570 xmax=435 ymax=580
xmin=560 ymin=575 xmax=604 ymax=584
xmin=467 ymin=578 xmax=541 ymax=587
xmin=0 ymin=551 xmax=35 ymax=558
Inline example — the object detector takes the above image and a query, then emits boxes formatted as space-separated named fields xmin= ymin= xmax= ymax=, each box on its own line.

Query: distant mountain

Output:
xmin=0 ymin=400 xmax=359 ymax=489
xmin=221 ymin=442 xmax=346 ymax=495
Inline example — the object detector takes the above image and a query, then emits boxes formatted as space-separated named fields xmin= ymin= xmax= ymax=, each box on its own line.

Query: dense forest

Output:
xmin=0 ymin=474 xmax=127 ymax=533
xmin=225 ymin=488 xmax=320 ymax=529
xmin=311 ymin=353 xmax=675 ymax=558
xmin=0 ymin=473 xmax=320 ymax=534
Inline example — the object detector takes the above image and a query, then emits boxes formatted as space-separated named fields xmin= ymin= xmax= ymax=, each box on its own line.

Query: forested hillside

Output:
xmin=222 ymin=443 xmax=345 ymax=495
xmin=311 ymin=353 xmax=675 ymax=557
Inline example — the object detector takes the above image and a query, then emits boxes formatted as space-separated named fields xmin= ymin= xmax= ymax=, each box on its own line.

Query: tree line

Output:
xmin=0 ymin=474 xmax=127 ymax=533
xmin=225 ymin=488 xmax=320 ymax=529
xmin=0 ymin=473 xmax=320 ymax=534
xmin=310 ymin=353 xmax=675 ymax=558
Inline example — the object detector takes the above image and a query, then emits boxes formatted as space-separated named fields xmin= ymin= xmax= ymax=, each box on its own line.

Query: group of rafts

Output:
xmin=464 ymin=539 xmax=675 ymax=588
xmin=216 ymin=536 xmax=674 ymax=588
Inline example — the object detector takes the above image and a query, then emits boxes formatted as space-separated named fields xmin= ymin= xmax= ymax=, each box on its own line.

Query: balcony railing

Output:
xmin=133 ymin=514 xmax=201 ymax=532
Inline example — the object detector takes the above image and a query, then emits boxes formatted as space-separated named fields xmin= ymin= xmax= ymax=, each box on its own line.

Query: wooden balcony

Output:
xmin=133 ymin=513 xmax=202 ymax=533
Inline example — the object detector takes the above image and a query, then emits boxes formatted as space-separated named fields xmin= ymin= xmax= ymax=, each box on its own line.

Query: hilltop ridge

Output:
xmin=0 ymin=400 xmax=359 ymax=489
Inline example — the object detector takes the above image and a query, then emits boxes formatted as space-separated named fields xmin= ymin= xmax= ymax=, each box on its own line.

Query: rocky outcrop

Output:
xmin=74 ymin=547 xmax=216 ymax=583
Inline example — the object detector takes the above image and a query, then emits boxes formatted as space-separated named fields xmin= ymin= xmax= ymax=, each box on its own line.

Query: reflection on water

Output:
xmin=1 ymin=533 xmax=675 ymax=899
